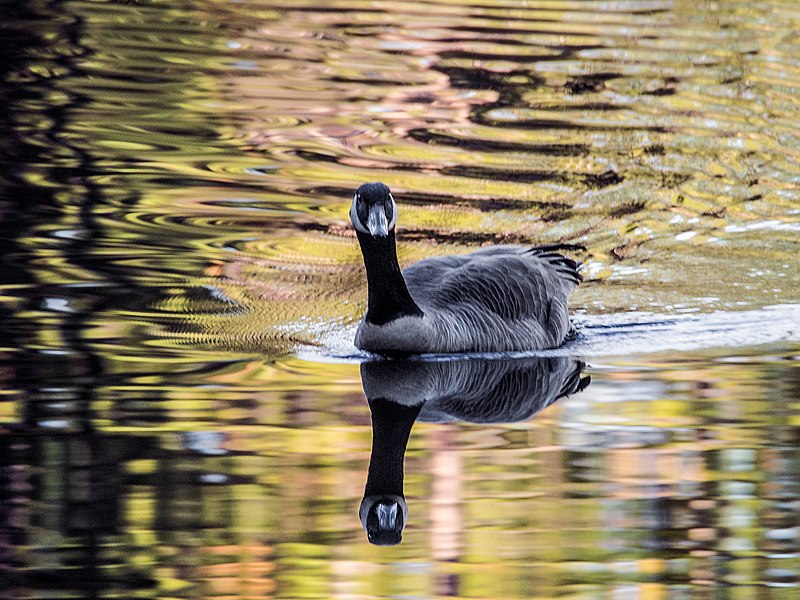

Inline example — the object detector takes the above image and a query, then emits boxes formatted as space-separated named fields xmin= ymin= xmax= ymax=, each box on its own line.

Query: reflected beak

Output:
xmin=367 ymin=205 xmax=389 ymax=237
xmin=376 ymin=501 xmax=399 ymax=529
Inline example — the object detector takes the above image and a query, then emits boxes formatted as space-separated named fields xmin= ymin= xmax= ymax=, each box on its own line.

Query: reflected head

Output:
xmin=359 ymin=494 xmax=408 ymax=546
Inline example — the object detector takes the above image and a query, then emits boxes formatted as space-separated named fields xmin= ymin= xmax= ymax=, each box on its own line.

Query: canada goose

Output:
xmin=350 ymin=182 xmax=583 ymax=354
xmin=358 ymin=356 xmax=589 ymax=545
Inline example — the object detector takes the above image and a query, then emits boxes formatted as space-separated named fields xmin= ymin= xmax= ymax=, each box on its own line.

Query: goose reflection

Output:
xmin=359 ymin=356 xmax=590 ymax=545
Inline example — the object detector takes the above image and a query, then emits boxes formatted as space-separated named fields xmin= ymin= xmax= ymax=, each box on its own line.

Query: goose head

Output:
xmin=350 ymin=182 xmax=398 ymax=238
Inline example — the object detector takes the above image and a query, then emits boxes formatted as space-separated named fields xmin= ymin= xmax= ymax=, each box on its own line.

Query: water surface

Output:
xmin=1 ymin=0 xmax=799 ymax=598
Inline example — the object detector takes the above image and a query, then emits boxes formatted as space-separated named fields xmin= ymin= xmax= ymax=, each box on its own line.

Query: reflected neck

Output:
xmin=364 ymin=398 xmax=423 ymax=498
xmin=357 ymin=230 xmax=423 ymax=326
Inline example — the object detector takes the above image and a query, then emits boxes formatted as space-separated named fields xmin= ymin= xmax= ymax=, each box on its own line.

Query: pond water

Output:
xmin=1 ymin=0 xmax=799 ymax=598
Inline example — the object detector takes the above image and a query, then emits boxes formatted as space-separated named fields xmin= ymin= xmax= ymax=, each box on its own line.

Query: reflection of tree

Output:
xmin=0 ymin=1 xmax=79 ymax=424
xmin=0 ymin=4 xmax=99 ymax=593
xmin=0 ymin=432 xmax=160 ymax=596
xmin=429 ymin=426 xmax=462 ymax=596
xmin=555 ymin=363 xmax=800 ymax=591
xmin=0 ymin=0 xmax=166 ymax=430
xmin=0 ymin=425 xmax=284 ymax=598
xmin=0 ymin=2 xmax=265 ymax=597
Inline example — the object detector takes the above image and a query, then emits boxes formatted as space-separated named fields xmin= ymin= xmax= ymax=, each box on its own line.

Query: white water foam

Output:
xmin=296 ymin=304 xmax=800 ymax=364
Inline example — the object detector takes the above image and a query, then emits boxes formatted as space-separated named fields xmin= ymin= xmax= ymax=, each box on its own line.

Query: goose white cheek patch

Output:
xmin=388 ymin=194 xmax=398 ymax=230
xmin=350 ymin=194 xmax=370 ymax=234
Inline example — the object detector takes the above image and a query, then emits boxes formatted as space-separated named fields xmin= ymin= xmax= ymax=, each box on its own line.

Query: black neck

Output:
xmin=357 ymin=230 xmax=423 ymax=326
xmin=364 ymin=398 xmax=422 ymax=498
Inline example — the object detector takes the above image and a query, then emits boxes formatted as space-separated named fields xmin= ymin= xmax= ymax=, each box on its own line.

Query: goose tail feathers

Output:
xmin=525 ymin=243 xmax=585 ymax=285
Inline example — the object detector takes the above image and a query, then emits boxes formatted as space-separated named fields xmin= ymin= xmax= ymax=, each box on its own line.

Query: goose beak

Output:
xmin=367 ymin=205 xmax=389 ymax=237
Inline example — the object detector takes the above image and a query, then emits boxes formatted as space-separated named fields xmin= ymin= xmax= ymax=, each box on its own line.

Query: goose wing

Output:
xmin=403 ymin=245 xmax=581 ymax=322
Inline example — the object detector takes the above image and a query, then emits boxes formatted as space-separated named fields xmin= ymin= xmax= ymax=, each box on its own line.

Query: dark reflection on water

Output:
xmin=362 ymin=356 xmax=589 ymax=424
xmin=1 ymin=431 xmax=160 ymax=594
xmin=359 ymin=357 xmax=589 ymax=545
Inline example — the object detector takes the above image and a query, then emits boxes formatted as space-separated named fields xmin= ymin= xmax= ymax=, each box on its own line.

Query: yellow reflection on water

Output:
xmin=2 ymin=0 xmax=800 ymax=598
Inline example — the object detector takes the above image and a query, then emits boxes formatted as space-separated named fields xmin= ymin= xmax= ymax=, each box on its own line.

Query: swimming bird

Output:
xmin=350 ymin=182 xmax=583 ymax=354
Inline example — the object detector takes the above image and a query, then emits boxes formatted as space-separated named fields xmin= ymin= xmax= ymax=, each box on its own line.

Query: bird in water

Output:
xmin=350 ymin=182 xmax=583 ymax=354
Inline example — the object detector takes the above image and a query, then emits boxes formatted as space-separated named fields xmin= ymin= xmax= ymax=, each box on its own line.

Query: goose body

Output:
xmin=351 ymin=182 xmax=582 ymax=354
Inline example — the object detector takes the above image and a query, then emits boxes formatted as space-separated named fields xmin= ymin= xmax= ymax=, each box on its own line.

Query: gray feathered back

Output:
xmin=404 ymin=246 xmax=580 ymax=315
xmin=394 ymin=245 xmax=581 ymax=351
